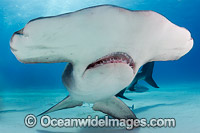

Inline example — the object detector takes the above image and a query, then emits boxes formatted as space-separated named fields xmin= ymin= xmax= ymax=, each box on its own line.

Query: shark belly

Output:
xmin=66 ymin=63 xmax=135 ymax=103
xmin=10 ymin=5 xmax=193 ymax=119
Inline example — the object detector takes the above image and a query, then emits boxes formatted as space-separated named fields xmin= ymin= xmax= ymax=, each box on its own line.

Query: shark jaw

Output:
xmin=83 ymin=52 xmax=135 ymax=76
xmin=10 ymin=5 xmax=193 ymax=119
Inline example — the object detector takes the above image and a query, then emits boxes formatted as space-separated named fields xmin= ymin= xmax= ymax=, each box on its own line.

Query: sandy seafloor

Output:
xmin=0 ymin=82 xmax=200 ymax=133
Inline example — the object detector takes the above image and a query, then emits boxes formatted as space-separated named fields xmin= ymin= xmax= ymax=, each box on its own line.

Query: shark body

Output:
xmin=10 ymin=5 xmax=193 ymax=119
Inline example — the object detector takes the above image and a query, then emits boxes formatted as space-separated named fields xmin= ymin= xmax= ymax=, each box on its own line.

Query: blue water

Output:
xmin=0 ymin=0 xmax=199 ymax=90
xmin=0 ymin=0 xmax=200 ymax=132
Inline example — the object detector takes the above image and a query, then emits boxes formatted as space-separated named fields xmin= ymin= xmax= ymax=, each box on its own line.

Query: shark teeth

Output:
xmin=85 ymin=52 xmax=135 ymax=71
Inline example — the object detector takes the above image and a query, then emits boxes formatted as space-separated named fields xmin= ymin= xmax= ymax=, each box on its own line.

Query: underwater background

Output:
xmin=0 ymin=0 xmax=200 ymax=133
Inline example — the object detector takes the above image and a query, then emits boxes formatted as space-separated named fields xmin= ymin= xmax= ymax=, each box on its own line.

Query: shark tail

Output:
xmin=141 ymin=62 xmax=159 ymax=88
xmin=144 ymin=76 xmax=159 ymax=88
xmin=37 ymin=96 xmax=83 ymax=116
xmin=115 ymin=88 xmax=131 ymax=100
xmin=119 ymin=62 xmax=159 ymax=99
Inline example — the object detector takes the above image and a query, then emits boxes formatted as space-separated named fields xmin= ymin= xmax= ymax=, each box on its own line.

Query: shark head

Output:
xmin=10 ymin=5 xmax=193 ymax=101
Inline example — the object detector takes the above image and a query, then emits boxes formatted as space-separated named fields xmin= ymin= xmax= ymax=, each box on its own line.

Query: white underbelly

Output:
xmin=68 ymin=63 xmax=135 ymax=103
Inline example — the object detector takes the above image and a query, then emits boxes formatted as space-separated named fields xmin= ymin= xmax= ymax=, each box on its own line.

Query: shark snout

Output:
xmin=186 ymin=36 xmax=193 ymax=53
xmin=10 ymin=28 xmax=25 ymax=52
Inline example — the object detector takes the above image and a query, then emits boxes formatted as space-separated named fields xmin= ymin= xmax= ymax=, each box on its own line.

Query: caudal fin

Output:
xmin=38 ymin=96 xmax=83 ymax=116
xmin=141 ymin=62 xmax=159 ymax=88
xmin=127 ymin=62 xmax=159 ymax=92
xmin=145 ymin=76 xmax=159 ymax=88
xmin=115 ymin=88 xmax=131 ymax=100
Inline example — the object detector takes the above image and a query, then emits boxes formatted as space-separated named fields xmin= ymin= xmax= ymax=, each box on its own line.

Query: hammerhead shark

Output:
xmin=10 ymin=5 xmax=193 ymax=119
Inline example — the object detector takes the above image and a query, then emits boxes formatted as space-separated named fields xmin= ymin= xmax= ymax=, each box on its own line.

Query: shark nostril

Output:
xmin=10 ymin=28 xmax=24 ymax=42
xmin=15 ymin=28 xmax=24 ymax=35
xmin=10 ymin=46 xmax=17 ymax=52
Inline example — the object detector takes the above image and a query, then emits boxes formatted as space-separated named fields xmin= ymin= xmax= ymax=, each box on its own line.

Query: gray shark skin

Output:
xmin=10 ymin=5 xmax=193 ymax=119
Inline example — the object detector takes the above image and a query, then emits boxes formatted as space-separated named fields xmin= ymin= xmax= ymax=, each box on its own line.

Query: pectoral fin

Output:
xmin=38 ymin=96 xmax=83 ymax=116
xmin=93 ymin=96 xmax=136 ymax=119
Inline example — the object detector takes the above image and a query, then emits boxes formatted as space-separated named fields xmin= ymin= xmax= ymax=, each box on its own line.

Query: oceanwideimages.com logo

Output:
xmin=24 ymin=114 xmax=176 ymax=129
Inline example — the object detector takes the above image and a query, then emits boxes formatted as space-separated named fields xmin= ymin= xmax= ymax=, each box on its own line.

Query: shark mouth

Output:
xmin=84 ymin=52 xmax=135 ymax=74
